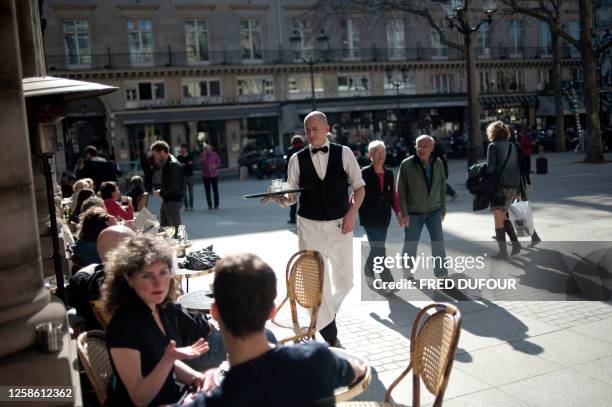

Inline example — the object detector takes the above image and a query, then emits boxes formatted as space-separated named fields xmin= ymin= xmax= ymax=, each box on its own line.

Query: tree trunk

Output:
xmin=465 ymin=30 xmax=483 ymax=166
xmin=580 ymin=0 xmax=605 ymax=162
xmin=551 ymin=31 xmax=566 ymax=151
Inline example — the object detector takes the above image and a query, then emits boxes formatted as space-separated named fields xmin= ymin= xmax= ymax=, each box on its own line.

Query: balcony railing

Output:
xmin=45 ymin=46 xmax=583 ymax=72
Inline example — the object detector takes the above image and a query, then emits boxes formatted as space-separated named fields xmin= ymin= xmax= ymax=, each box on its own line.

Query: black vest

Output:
xmin=359 ymin=165 xmax=394 ymax=228
xmin=297 ymin=143 xmax=349 ymax=221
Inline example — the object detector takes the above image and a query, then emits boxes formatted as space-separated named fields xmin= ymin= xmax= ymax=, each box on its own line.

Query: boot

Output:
xmin=494 ymin=228 xmax=508 ymax=259
xmin=504 ymin=219 xmax=522 ymax=255
xmin=531 ymin=230 xmax=541 ymax=246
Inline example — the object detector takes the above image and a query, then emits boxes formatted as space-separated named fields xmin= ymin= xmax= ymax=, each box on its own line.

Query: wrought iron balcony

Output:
xmin=45 ymin=46 xmax=582 ymax=72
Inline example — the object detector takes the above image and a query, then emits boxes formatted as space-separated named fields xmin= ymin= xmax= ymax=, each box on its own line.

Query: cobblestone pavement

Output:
xmin=150 ymin=152 xmax=612 ymax=406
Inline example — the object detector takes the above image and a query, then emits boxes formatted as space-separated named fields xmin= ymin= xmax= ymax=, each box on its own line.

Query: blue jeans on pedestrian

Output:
xmin=403 ymin=210 xmax=447 ymax=277
xmin=363 ymin=226 xmax=394 ymax=283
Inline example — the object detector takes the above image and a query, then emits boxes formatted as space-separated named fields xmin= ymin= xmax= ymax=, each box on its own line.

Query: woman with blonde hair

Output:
xmin=485 ymin=121 xmax=522 ymax=258
xmin=101 ymin=235 xmax=209 ymax=406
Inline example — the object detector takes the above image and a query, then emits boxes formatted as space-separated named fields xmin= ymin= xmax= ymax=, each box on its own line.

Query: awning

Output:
xmin=536 ymin=96 xmax=586 ymax=116
xmin=23 ymin=76 xmax=117 ymax=100
xmin=479 ymin=95 xmax=538 ymax=108
xmin=115 ymin=104 xmax=280 ymax=125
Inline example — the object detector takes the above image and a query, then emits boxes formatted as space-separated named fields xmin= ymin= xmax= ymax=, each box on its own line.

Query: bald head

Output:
xmin=97 ymin=225 xmax=136 ymax=263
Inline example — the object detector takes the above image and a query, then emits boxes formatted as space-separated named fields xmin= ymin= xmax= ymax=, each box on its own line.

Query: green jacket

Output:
xmin=397 ymin=155 xmax=447 ymax=218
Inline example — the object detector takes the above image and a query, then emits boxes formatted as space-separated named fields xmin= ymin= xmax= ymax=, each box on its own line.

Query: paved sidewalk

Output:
xmin=151 ymin=152 xmax=612 ymax=406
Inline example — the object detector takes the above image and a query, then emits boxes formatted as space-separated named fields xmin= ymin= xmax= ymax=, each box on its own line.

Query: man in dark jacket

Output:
xmin=75 ymin=145 xmax=119 ymax=190
xmin=151 ymin=140 xmax=185 ymax=228
xmin=285 ymin=135 xmax=305 ymax=224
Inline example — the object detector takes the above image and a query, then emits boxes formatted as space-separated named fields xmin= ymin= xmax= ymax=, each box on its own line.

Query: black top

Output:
xmin=76 ymin=158 xmax=119 ymax=190
xmin=187 ymin=342 xmax=355 ymax=407
xmin=359 ymin=165 xmax=395 ymax=228
xmin=297 ymin=143 xmax=349 ymax=221
xmin=177 ymin=153 xmax=194 ymax=177
xmin=106 ymin=293 xmax=212 ymax=407
xmin=161 ymin=154 xmax=186 ymax=202
xmin=127 ymin=186 xmax=145 ymax=211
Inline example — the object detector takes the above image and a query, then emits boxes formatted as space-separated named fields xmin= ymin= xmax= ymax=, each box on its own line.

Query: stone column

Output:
xmin=0 ymin=1 xmax=77 ymax=401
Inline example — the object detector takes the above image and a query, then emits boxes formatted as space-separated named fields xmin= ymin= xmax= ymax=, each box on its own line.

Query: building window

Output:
xmin=539 ymin=21 xmax=552 ymax=56
xmin=383 ymin=73 xmax=415 ymax=95
xmin=240 ymin=19 xmax=262 ymax=61
xmin=431 ymin=26 xmax=448 ymax=58
xmin=182 ymin=79 xmax=222 ymax=104
xmin=508 ymin=20 xmax=523 ymax=56
xmin=63 ymin=20 xmax=91 ymax=67
xmin=495 ymin=70 xmax=524 ymax=92
xmin=386 ymin=19 xmax=405 ymax=60
xmin=287 ymin=75 xmax=324 ymax=99
xmin=477 ymin=22 xmax=491 ymax=57
xmin=124 ymin=81 xmax=166 ymax=107
xmin=432 ymin=74 xmax=453 ymax=93
xmin=537 ymin=69 xmax=551 ymax=91
xmin=479 ymin=71 xmax=493 ymax=93
xmin=292 ymin=19 xmax=313 ymax=51
xmin=128 ymin=20 xmax=153 ymax=66
xmin=337 ymin=74 xmax=369 ymax=94
xmin=568 ymin=21 xmax=580 ymax=57
xmin=236 ymin=77 xmax=274 ymax=101
xmin=185 ymin=19 xmax=209 ymax=64
xmin=341 ymin=18 xmax=361 ymax=60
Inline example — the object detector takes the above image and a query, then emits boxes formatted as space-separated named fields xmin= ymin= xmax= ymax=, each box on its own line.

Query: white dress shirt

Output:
xmin=287 ymin=140 xmax=365 ymax=192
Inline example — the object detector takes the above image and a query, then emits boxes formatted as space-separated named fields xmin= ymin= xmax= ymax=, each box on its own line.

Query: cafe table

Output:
xmin=212 ymin=347 xmax=371 ymax=402
xmin=175 ymin=266 xmax=215 ymax=293
xmin=177 ymin=289 xmax=214 ymax=314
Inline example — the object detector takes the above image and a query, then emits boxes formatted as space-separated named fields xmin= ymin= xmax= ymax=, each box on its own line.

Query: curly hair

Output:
xmin=77 ymin=206 xmax=111 ymax=241
xmin=487 ymin=120 xmax=509 ymax=142
xmin=100 ymin=235 xmax=179 ymax=316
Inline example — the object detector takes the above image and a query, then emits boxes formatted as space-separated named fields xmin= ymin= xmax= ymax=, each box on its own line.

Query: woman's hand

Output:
xmin=164 ymin=339 xmax=209 ymax=361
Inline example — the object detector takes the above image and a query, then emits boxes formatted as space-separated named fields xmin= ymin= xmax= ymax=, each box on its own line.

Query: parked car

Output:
xmin=238 ymin=148 xmax=285 ymax=179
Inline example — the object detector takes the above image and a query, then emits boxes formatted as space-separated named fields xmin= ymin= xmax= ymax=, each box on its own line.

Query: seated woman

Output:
xmin=127 ymin=175 xmax=146 ymax=211
xmin=100 ymin=235 xmax=210 ymax=407
xmin=69 ymin=188 xmax=95 ymax=224
xmin=100 ymin=181 xmax=134 ymax=221
xmin=73 ymin=207 xmax=116 ymax=269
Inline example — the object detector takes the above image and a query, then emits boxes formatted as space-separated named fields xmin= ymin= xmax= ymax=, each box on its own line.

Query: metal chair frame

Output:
xmin=76 ymin=330 xmax=113 ymax=406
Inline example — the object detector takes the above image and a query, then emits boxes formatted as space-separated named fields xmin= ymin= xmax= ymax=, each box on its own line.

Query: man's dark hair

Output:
xmin=213 ymin=253 xmax=276 ymax=338
xmin=84 ymin=145 xmax=98 ymax=157
xmin=150 ymin=140 xmax=170 ymax=154
xmin=99 ymin=181 xmax=118 ymax=200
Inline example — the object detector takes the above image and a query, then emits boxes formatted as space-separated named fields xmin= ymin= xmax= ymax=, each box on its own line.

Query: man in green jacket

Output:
xmin=397 ymin=135 xmax=447 ymax=276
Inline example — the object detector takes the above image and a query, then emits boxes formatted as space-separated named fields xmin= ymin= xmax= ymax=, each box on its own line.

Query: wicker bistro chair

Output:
xmin=339 ymin=303 xmax=462 ymax=407
xmin=91 ymin=300 xmax=112 ymax=330
xmin=137 ymin=192 xmax=149 ymax=211
xmin=271 ymin=250 xmax=325 ymax=344
xmin=77 ymin=330 xmax=113 ymax=406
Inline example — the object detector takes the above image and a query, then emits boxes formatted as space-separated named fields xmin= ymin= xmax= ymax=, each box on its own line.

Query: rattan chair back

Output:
xmin=410 ymin=303 xmax=461 ymax=407
xmin=91 ymin=300 xmax=111 ymax=330
xmin=137 ymin=192 xmax=149 ymax=210
xmin=271 ymin=250 xmax=324 ymax=343
xmin=77 ymin=330 xmax=113 ymax=406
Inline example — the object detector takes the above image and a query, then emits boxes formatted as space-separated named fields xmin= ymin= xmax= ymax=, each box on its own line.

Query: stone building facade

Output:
xmin=42 ymin=0 xmax=585 ymax=171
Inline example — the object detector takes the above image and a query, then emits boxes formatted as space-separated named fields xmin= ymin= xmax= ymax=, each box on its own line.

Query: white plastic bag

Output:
xmin=508 ymin=200 xmax=535 ymax=237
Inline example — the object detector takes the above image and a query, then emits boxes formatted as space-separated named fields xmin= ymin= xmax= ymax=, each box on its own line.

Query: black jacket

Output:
xmin=358 ymin=165 xmax=395 ymax=228
xmin=161 ymin=154 xmax=185 ymax=202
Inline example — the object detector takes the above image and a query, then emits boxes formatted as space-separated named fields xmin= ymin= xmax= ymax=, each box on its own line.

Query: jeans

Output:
xmin=203 ymin=177 xmax=219 ymax=209
xmin=363 ymin=226 xmax=394 ymax=283
xmin=183 ymin=175 xmax=194 ymax=209
xmin=186 ymin=329 xmax=278 ymax=371
xmin=403 ymin=210 xmax=447 ymax=276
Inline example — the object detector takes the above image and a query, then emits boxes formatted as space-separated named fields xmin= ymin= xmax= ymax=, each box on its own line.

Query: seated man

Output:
xmin=67 ymin=225 xmax=136 ymax=330
xmin=184 ymin=253 xmax=365 ymax=407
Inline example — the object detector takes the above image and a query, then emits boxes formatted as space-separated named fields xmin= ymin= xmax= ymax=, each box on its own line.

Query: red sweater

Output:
xmin=104 ymin=199 xmax=134 ymax=221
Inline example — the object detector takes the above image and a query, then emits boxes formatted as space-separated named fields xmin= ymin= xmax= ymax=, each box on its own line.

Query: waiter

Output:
xmin=267 ymin=111 xmax=365 ymax=347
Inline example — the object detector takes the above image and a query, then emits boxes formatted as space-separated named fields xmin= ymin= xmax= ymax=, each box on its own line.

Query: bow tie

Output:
xmin=311 ymin=146 xmax=329 ymax=154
